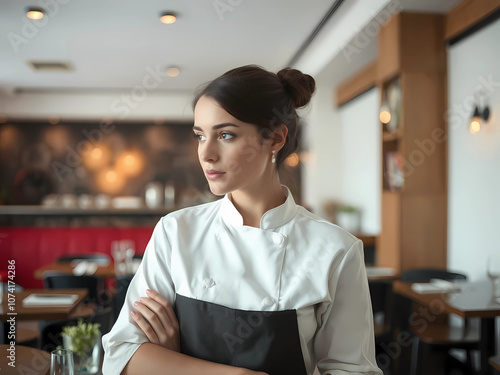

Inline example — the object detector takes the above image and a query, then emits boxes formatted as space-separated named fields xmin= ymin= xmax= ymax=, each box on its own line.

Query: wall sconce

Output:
xmin=469 ymin=90 xmax=491 ymax=134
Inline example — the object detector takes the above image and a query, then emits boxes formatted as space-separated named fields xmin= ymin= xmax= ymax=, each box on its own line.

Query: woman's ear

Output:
xmin=271 ymin=124 xmax=288 ymax=148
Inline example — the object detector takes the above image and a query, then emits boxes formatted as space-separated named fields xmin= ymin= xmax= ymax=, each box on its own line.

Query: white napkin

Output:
xmin=72 ymin=261 xmax=98 ymax=276
xmin=411 ymin=279 xmax=462 ymax=294
xmin=23 ymin=293 xmax=79 ymax=307
xmin=72 ymin=261 xmax=89 ymax=276
xmin=85 ymin=262 xmax=98 ymax=275
xmin=365 ymin=267 xmax=396 ymax=277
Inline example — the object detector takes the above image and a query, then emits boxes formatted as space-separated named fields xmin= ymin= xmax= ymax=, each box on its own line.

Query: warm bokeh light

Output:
xmin=380 ymin=110 xmax=391 ymax=124
xmin=48 ymin=116 xmax=60 ymax=125
xmin=166 ymin=67 xmax=180 ymax=77
xmin=0 ymin=114 xmax=7 ymax=123
xmin=285 ymin=152 xmax=300 ymax=167
xmin=26 ymin=10 xmax=44 ymax=20
xmin=469 ymin=118 xmax=481 ymax=134
xmin=116 ymin=150 xmax=145 ymax=177
xmin=96 ymin=168 xmax=125 ymax=194
xmin=82 ymin=144 xmax=111 ymax=171
xmin=43 ymin=126 xmax=70 ymax=156
xmin=91 ymin=147 xmax=103 ymax=159
xmin=0 ymin=125 xmax=21 ymax=152
xmin=160 ymin=14 xmax=176 ymax=24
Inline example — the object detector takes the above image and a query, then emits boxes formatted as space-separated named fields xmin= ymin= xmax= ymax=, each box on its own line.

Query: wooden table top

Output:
xmin=0 ymin=344 xmax=50 ymax=375
xmin=489 ymin=354 xmax=500 ymax=371
xmin=393 ymin=280 xmax=500 ymax=318
xmin=1 ymin=289 xmax=87 ymax=321
xmin=34 ymin=262 xmax=116 ymax=279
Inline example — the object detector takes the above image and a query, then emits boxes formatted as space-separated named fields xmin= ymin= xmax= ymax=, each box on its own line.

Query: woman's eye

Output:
xmin=220 ymin=132 xmax=235 ymax=140
xmin=194 ymin=133 xmax=206 ymax=141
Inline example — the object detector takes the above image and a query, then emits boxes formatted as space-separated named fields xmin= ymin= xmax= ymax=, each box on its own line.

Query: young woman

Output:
xmin=102 ymin=65 xmax=381 ymax=375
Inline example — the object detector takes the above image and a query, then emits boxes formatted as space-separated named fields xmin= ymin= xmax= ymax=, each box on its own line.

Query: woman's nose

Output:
xmin=199 ymin=140 xmax=218 ymax=163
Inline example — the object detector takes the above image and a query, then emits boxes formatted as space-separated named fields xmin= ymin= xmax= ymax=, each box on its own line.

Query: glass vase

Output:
xmin=63 ymin=333 xmax=101 ymax=374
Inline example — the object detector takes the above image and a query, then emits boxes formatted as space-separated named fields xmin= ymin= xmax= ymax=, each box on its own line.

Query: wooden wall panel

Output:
xmin=400 ymin=194 xmax=447 ymax=270
xmin=445 ymin=0 xmax=500 ymax=41
xmin=377 ymin=191 xmax=401 ymax=270
xmin=336 ymin=62 xmax=376 ymax=107
xmin=376 ymin=14 xmax=400 ymax=83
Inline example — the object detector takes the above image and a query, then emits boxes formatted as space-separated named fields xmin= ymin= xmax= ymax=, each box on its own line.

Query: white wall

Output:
xmin=447 ymin=19 xmax=500 ymax=281
xmin=302 ymin=84 xmax=381 ymax=234
xmin=301 ymin=84 xmax=343 ymax=215
xmin=0 ymin=91 xmax=194 ymax=121
xmin=338 ymin=89 xmax=381 ymax=234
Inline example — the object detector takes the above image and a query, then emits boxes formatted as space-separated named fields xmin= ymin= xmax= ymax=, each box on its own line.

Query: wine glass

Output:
xmin=487 ymin=254 xmax=500 ymax=302
xmin=51 ymin=349 xmax=74 ymax=375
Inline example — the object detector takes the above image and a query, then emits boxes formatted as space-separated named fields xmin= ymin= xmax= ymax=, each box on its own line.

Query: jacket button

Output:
xmin=203 ymin=277 xmax=216 ymax=288
xmin=261 ymin=297 xmax=275 ymax=308
xmin=272 ymin=233 xmax=284 ymax=245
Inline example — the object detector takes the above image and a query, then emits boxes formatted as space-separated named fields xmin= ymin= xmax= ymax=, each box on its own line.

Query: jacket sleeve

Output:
xmin=102 ymin=217 xmax=176 ymax=375
xmin=313 ymin=239 xmax=382 ymax=375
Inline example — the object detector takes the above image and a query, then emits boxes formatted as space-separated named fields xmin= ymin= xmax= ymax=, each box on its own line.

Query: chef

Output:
xmin=102 ymin=65 xmax=381 ymax=375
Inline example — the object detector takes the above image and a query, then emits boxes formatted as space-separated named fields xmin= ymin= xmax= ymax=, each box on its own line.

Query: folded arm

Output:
xmin=122 ymin=343 xmax=267 ymax=375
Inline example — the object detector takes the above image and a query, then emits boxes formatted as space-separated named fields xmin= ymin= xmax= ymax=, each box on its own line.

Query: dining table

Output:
xmin=34 ymin=262 xmax=116 ymax=279
xmin=393 ymin=280 xmax=500 ymax=375
xmin=0 ymin=344 xmax=50 ymax=375
xmin=33 ymin=259 xmax=142 ymax=280
xmin=1 ymin=288 xmax=89 ymax=347
xmin=1 ymin=289 xmax=88 ymax=322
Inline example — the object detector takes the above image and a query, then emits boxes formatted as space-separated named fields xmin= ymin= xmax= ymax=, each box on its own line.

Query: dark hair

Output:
xmin=192 ymin=65 xmax=315 ymax=169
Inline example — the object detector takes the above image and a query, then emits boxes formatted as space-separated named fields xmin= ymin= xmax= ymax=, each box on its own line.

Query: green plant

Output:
xmin=61 ymin=319 xmax=100 ymax=355
xmin=337 ymin=205 xmax=357 ymax=213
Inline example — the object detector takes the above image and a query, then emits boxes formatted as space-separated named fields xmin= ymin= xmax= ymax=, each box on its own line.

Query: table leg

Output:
xmin=480 ymin=317 xmax=495 ymax=375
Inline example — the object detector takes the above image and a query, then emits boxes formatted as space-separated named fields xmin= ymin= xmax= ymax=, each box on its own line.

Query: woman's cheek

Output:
xmin=226 ymin=159 xmax=243 ymax=176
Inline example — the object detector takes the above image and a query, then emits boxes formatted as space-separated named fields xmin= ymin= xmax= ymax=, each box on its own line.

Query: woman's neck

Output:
xmin=229 ymin=177 xmax=286 ymax=228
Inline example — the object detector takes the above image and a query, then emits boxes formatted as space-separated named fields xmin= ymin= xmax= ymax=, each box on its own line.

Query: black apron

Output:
xmin=174 ymin=293 xmax=308 ymax=375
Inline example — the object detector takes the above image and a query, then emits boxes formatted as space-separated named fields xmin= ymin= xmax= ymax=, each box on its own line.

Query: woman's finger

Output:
xmin=146 ymin=289 xmax=179 ymax=331
xmin=130 ymin=309 xmax=159 ymax=344
xmin=137 ymin=296 xmax=171 ymax=333
xmin=133 ymin=300 xmax=167 ymax=340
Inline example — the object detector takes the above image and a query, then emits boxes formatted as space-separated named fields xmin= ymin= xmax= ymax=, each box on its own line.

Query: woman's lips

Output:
xmin=206 ymin=170 xmax=226 ymax=180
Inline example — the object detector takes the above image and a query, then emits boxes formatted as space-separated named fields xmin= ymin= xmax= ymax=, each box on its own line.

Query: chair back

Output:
xmin=39 ymin=307 xmax=113 ymax=352
xmin=113 ymin=275 xmax=134 ymax=321
xmin=57 ymin=253 xmax=111 ymax=265
xmin=400 ymin=268 xmax=466 ymax=283
xmin=44 ymin=274 xmax=99 ymax=305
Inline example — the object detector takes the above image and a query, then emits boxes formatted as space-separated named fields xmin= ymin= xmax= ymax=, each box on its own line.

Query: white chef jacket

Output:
xmin=102 ymin=185 xmax=382 ymax=375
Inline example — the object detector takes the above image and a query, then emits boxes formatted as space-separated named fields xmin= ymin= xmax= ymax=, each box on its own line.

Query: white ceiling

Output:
xmin=0 ymin=0 xmax=334 ymax=93
xmin=0 ymin=0 xmax=463 ymax=98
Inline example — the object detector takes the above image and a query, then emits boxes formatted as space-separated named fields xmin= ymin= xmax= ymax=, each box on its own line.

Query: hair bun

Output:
xmin=277 ymin=68 xmax=316 ymax=108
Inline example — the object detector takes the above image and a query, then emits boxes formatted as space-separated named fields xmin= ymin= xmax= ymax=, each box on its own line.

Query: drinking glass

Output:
xmin=112 ymin=240 xmax=126 ymax=276
xmin=487 ymin=254 xmax=500 ymax=302
xmin=51 ymin=349 xmax=74 ymax=375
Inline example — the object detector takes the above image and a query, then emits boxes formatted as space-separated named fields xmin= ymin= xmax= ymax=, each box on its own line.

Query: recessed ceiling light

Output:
xmin=166 ymin=66 xmax=180 ymax=77
xmin=160 ymin=13 xmax=177 ymax=24
xmin=26 ymin=8 xmax=45 ymax=20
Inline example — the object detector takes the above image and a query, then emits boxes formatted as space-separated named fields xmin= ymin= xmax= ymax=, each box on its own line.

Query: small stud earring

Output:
xmin=271 ymin=150 xmax=276 ymax=164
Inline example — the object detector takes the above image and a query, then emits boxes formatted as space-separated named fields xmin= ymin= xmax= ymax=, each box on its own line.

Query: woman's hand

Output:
xmin=130 ymin=289 xmax=180 ymax=352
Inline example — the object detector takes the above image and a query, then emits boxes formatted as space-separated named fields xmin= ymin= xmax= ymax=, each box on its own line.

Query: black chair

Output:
xmin=44 ymin=274 xmax=101 ymax=306
xmin=395 ymin=269 xmax=480 ymax=375
xmin=369 ymin=280 xmax=394 ymax=372
xmin=57 ymin=253 xmax=111 ymax=266
xmin=113 ymin=275 xmax=134 ymax=321
xmin=39 ymin=307 xmax=113 ymax=353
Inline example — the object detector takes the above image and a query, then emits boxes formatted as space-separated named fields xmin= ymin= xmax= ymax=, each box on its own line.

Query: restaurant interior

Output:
xmin=0 ymin=0 xmax=499 ymax=374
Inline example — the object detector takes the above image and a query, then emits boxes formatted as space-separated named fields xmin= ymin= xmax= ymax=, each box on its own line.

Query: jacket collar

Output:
xmin=219 ymin=185 xmax=298 ymax=230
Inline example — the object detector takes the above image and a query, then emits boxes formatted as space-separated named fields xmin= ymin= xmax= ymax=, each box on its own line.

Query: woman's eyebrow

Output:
xmin=192 ymin=123 xmax=239 ymax=131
